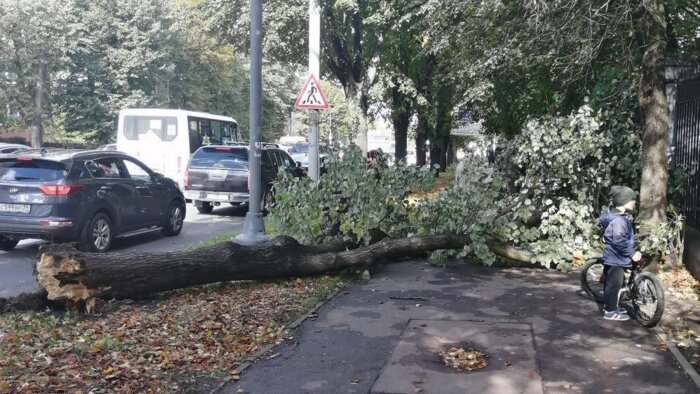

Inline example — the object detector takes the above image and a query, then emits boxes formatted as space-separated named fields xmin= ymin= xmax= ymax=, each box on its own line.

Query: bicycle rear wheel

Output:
xmin=632 ymin=272 xmax=665 ymax=328
xmin=580 ymin=258 xmax=605 ymax=303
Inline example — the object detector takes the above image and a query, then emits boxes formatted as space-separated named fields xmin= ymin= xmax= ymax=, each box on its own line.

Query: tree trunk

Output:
xmin=345 ymin=83 xmax=369 ymax=155
xmin=391 ymin=84 xmax=410 ymax=162
xmin=31 ymin=59 xmax=45 ymax=148
xmin=36 ymin=235 xmax=470 ymax=305
xmin=637 ymin=0 xmax=669 ymax=224
xmin=430 ymin=143 xmax=441 ymax=170
xmin=439 ymin=135 xmax=449 ymax=171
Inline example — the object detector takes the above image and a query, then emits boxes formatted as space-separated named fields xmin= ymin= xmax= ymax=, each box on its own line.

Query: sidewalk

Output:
xmin=218 ymin=260 xmax=697 ymax=394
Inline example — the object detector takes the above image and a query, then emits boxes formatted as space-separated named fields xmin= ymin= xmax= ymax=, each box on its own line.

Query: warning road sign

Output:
xmin=294 ymin=74 xmax=329 ymax=110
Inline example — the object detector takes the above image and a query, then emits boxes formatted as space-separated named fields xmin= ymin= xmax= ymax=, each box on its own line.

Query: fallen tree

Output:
xmin=36 ymin=234 xmax=470 ymax=307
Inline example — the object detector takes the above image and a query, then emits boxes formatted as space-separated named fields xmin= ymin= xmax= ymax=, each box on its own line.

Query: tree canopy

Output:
xmin=0 ymin=0 xmax=300 ymax=145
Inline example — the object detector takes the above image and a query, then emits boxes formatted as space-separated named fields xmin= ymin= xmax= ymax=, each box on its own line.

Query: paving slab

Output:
xmin=371 ymin=319 xmax=542 ymax=394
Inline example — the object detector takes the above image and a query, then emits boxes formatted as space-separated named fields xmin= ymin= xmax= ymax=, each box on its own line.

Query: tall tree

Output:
xmin=56 ymin=0 xmax=181 ymax=143
xmin=321 ymin=0 xmax=385 ymax=153
xmin=0 ymin=0 xmax=73 ymax=147
xmin=377 ymin=0 xmax=421 ymax=162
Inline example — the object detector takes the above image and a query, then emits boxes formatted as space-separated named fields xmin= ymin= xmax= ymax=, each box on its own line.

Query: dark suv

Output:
xmin=184 ymin=145 xmax=304 ymax=214
xmin=0 ymin=149 xmax=185 ymax=252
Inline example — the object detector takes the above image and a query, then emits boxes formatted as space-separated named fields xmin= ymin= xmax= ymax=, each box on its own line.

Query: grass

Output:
xmin=192 ymin=231 xmax=241 ymax=249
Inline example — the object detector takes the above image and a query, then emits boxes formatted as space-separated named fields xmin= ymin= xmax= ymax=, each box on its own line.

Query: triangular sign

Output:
xmin=294 ymin=74 xmax=329 ymax=110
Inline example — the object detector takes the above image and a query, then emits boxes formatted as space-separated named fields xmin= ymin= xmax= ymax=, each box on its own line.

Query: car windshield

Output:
xmin=0 ymin=159 xmax=67 ymax=182
xmin=190 ymin=147 xmax=248 ymax=169
xmin=289 ymin=144 xmax=309 ymax=154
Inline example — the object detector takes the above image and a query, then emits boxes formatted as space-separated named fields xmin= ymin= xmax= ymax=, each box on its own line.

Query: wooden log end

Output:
xmin=36 ymin=253 xmax=95 ymax=302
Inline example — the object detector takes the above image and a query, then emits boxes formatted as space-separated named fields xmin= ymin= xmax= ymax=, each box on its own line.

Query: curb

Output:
xmin=653 ymin=326 xmax=700 ymax=389
xmin=208 ymin=285 xmax=346 ymax=394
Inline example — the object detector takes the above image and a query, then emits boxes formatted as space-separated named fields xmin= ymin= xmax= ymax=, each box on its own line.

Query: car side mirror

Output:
xmin=153 ymin=172 xmax=165 ymax=182
xmin=295 ymin=161 xmax=302 ymax=168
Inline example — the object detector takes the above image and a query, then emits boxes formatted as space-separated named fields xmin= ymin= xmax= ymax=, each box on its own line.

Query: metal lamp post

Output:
xmin=235 ymin=0 xmax=270 ymax=245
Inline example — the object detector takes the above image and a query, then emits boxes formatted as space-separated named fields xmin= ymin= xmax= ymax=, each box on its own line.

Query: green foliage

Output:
xmin=267 ymin=146 xmax=435 ymax=245
xmin=636 ymin=217 xmax=686 ymax=260
xmin=490 ymin=98 xmax=643 ymax=267
xmin=0 ymin=0 xmax=300 ymax=145
xmin=668 ymin=162 xmax=699 ymax=212
xmin=0 ymin=0 xmax=73 ymax=127
xmin=199 ymin=0 xmax=307 ymax=66
xmin=667 ymin=0 xmax=700 ymax=56
xmin=414 ymin=154 xmax=503 ymax=265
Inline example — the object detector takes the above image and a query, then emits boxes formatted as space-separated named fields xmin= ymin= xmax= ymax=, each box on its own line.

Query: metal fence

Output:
xmin=674 ymin=79 xmax=700 ymax=229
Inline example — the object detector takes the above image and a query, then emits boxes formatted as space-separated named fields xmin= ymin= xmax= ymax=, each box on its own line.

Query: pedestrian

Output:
xmin=597 ymin=185 xmax=642 ymax=321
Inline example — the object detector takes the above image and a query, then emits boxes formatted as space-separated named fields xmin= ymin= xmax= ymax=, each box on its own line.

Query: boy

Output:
xmin=597 ymin=185 xmax=642 ymax=321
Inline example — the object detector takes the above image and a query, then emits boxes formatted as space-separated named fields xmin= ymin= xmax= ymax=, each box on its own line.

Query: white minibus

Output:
xmin=116 ymin=109 xmax=241 ymax=189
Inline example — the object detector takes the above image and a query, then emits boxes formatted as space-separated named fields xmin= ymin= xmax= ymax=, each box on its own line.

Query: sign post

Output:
xmin=307 ymin=0 xmax=322 ymax=182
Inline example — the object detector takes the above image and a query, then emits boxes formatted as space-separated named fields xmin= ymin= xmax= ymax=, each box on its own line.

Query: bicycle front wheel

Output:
xmin=580 ymin=258 xmax=605 ymax=303
xmin=632 ymin=272 xmax=665 ymax=328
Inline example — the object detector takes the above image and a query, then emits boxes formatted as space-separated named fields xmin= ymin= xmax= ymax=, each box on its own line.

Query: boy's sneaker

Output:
xmin=617 ymin=307 xmax=628 ymax=315
xmin=603 ymin=310 xmax=630 ymax=321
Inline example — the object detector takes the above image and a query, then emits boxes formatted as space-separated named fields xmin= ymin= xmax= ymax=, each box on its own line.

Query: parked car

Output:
xmin=184 ymin=145 xmax=305 ymax=214
xmin=97 ymin=143 xmax=117 ymax=151
xmin=289 ymin=142 xmax=330 ymax=171
xmin=0 ymin=149 xmax=185 ymax=252
xmin=0 ymin=143 xmax=31 ymax=154
xmin=278 ymin=136 xmax=307 ymax=153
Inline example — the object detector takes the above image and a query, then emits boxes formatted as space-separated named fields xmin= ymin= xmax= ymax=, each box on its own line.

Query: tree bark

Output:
xmin=391 ymin=84 xmax=410 ymax=162
xmin=345 ymin=84 xmax=369 ymax=154
xmin=430 ymin=142 xmax=441 ymax=170
xmin=36 ymin=235 xmax=470 ymax=304
xmin=31 ymin=59 xmax=45 ymax=148
xmin=439 ymin=135 xmax=449 ymax=171
xmin=637 ymin=0 xmax=669 ymax=224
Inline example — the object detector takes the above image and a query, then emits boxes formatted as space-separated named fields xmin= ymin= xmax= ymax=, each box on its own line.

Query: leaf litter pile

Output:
xmin=657 ymin=266 xmax=700 ymax=372
xmin=0 ymin=275 xmax=345 ymax=392
xmin=439 ymin=346 xmax=488 ymax=372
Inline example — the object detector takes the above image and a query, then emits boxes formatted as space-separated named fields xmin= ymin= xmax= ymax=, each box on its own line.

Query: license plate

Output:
xmin=209 ymin=194 xmax=230 ymax=202
xmin=208 ymin=169 xmax=228 ymax=181
xmin=0 ymin=203 xmax=30 ymax=213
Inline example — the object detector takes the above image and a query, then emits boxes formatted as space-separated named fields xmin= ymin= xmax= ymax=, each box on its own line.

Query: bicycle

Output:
xmin=580 ymin=256 xmax=665 ymax=327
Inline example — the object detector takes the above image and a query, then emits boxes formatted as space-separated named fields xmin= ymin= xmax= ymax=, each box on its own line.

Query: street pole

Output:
xmin=235 ymin=0 xmax=269 ymax=245
xmin=308 ymin=0 xmax=321 ymax=182
xmin=329 ymin=109 xmax=333 ymax=146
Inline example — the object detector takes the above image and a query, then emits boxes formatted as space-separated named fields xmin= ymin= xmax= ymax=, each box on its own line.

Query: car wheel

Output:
xmin=262 ymin=185 xmax=275 ymax=215
xmin=196 ymin=201 xmax=214 ymax=214
xmin=162 ymin=201 xmax=185 ymax=236
xmin=0 ymin=235 xmax=19 ymax=251
xmin=80 ymin=213 xmax=113 ymax=253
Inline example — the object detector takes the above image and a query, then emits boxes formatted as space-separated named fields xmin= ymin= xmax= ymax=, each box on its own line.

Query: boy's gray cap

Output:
xmin=610 ymin=185 xmax=637 ymax=207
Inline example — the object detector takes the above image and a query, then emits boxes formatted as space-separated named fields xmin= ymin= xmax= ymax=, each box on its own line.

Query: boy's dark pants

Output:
xmin=603 ymin=265 xmax=625 ymax=312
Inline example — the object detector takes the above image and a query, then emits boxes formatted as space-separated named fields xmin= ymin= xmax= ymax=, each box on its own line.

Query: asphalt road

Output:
xmin=0 ymin=204 xmax=247 ymax=298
